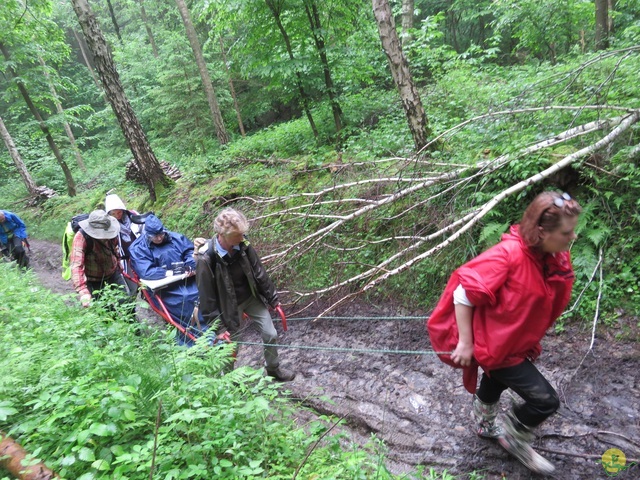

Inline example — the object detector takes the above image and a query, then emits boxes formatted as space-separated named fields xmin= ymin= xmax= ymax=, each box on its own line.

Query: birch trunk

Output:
xmin=372 ymin=0 xmax=430 ymax=150
xmin=70 ymin=0 xmax=166 ymax=201
xmin=175 ymin=0 xmax=229 ymax=144
xmin=0 ymin=117 xmax=39 ymax=196
xmin=401 ymin=0 xmax=414 ymax=44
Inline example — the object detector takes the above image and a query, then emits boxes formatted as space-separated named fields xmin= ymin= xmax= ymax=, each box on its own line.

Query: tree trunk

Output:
xmin=105 ymin=0 xmax=124 ymax=45
xmin=607 ymin=0 xmax=615 ymax=35
xmin=372 ymin=0 xmax=430 ymax=151
xmin=72 ymin=29 xmax=101 ymax=90
xmin=139 ymin=0 xmax=159 ymax=58
xmin=70 ymin=0 xmax=166 ymax=201
xmin=401 ymin=0 xmax=414 ymax=44
xmin=0 ymin=117 xmax=39 ymax=197
xmin=174 ymin=0 xmax=229 ymax=145
xmin=218 ymin=35 xmax=245 ymax=137
xmin=0 ymin=43 xmax=77 ymax=197
xmin=304 ymin=0 xmax=343 ymax=135
xmin=595 ymin=0 xmax=609 ymax=50
xmin=0 ymin=431 xmax=60 ymax=480
xmin=38 ymin=55 xmax=87 ymax=172
xmin=265 ymin=0 xmax=319 ymax=139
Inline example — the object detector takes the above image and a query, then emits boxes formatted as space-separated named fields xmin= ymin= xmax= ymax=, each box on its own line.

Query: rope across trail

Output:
xmin=233 ymin=315 xmax=452 ymax=356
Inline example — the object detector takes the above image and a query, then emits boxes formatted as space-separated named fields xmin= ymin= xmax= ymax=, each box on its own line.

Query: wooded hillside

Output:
xmin=1 ymin=0 xmax=639 ymax=317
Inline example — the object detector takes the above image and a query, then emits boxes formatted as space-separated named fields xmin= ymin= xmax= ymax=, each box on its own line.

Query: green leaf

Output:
xmin=91 ymin=459 xmax=110 ymax=470
xmin=0 ymin=401 xmax=18 ymax=421
xmin=78 ymin=447 xmax=95 ymax=462
xmin=89 ymin=422 xmax=117 ymax=436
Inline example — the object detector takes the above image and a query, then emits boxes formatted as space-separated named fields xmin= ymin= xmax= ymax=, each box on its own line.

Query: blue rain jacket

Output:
xmin=0 ymin=210 xmax=28 ymax=245
xmin=129 ymin=221 xmax=203 ymax=345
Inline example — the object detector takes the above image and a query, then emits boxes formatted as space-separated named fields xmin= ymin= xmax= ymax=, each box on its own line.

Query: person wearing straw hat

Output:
xmin=70 ymin=209 xmax=131 ymax=308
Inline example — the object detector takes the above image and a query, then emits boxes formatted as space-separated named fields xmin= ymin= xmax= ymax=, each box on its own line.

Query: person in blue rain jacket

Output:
xmin=0 ymin=210 xmax=30 ymax=269
xmin=129 ymin=214 xmax=203 ymax=345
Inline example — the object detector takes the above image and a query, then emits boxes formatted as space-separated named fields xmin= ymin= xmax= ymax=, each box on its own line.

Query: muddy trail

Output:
xmin=27 ymin=238 xmax=639 ymax=479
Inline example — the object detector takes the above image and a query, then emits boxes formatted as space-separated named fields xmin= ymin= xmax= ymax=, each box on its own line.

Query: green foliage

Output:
xmin=490 ymin=0 xmax=593 ymax=62
xmin=0 ymin=264 xmax=412 ymax=479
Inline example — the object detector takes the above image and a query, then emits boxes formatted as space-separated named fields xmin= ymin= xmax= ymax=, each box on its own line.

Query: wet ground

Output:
xmin=27 ymin=238 xmax=640 ymax=479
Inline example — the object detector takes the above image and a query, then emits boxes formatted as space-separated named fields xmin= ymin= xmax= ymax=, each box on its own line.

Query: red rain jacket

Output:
xmin=427 ymin=225 xmax=574 ymax=393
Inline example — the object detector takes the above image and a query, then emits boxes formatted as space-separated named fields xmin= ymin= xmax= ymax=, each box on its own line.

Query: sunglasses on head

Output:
xmin=553 ymin=192 xmax=572 ymax=208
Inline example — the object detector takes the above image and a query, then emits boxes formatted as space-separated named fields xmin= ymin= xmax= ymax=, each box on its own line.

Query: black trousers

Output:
xmin=477 ymin=359 xmax=560 ymax=428
xmin=1 ymin=236 xmax=29 ymax=268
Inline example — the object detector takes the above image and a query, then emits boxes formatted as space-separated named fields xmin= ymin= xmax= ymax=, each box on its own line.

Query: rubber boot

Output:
xmin=472 ymin=395 xmax=502 ymax=439
xmin=265 ymin=365 xmax=296 ymax=382
xmin=499 ymin=409 xmax=555 ymax=475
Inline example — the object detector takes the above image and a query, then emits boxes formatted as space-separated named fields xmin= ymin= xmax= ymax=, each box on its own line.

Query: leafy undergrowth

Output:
xmin=0 ymin=263 xmax=436 ymax=480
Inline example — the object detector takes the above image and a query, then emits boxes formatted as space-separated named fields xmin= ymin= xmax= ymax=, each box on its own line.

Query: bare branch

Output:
xmin=314 ymin=111 xmax=639 ymax=317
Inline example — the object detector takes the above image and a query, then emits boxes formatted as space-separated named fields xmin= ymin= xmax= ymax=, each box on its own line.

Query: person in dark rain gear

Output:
xmin=129 ymin=214 xmax=202 ymax=345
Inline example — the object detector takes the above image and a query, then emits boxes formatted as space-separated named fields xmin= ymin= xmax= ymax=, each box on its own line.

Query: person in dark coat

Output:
xmin=195 ymin=208 xmax=295 ymax=381
xmin=129 ymin=214 xmax=201 ymax=345
xmin=0 ymin=210 xmax=29 ymax=269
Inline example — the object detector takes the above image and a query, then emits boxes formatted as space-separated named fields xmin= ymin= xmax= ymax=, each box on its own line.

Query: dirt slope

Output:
xmin=26 ymin=238 xmax=640 ymax=479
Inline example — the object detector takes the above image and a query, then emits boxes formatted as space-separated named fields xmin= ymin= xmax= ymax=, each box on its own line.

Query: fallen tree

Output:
xmin=247 ymin=106 xmax=639 ymax=316
xmin=0 ymin=431 xmax=59 ymax=480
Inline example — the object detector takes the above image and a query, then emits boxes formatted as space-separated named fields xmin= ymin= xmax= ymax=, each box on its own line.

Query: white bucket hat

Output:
xmin=105 ymin=194 xmax=127 ymax=214
xmin=79 ymin=210 xmax=120 ymax=240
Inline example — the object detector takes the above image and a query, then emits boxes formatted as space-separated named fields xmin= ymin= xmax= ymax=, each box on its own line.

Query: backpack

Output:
xmin=61 ymin=214 xmax=94 ymax=280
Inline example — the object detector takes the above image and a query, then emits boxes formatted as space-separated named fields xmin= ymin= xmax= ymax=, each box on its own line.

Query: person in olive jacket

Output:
xmin=195 ymin=208 xmax=295 ymax=382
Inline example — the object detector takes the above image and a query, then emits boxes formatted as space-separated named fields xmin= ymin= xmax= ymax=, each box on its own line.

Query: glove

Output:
xmin=210 ymin=330 xmax=232 ymax=347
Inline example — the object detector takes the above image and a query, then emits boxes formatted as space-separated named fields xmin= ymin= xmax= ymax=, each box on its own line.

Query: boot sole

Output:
xmin=498 ymin=436 xmax=555 ymax=475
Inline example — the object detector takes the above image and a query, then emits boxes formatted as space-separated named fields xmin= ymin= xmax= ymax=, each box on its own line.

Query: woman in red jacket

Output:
xmin=428 ymin=191 xmax=582 ymax=475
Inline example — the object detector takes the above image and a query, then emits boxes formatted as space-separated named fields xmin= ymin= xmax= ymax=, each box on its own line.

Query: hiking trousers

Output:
xmin=1 ymin=237 xmax=29 ymax=269
xmin=235 ymin=296 xmax=279 ymax=370
xmin=476 ymin=359 xmax=560 ymax=428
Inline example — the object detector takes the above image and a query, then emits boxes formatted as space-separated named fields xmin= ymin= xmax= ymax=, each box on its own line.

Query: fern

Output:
xmin=478 ymin=221 xmax=510 ymax=247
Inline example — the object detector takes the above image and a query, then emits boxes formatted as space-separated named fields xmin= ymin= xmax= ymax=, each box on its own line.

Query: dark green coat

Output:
xmin=195 ymin=238 xmax=278 ymax=334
